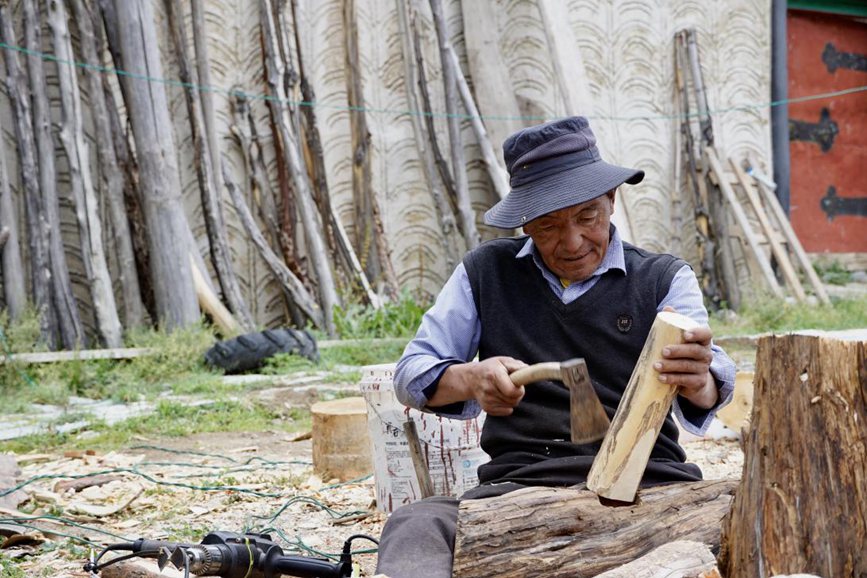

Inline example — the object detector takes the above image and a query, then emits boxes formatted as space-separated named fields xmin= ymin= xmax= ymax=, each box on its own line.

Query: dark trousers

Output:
xmin=375 ymin=496 xmax=459 ymax=578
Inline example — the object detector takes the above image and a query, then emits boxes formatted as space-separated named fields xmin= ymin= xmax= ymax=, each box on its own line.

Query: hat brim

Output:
xmin=484 ymin=161 xmax=644 ymax=229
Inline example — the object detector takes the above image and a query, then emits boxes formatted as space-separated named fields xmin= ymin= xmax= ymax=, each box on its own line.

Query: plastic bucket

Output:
xmin=359 ymin=363 xmax=490 ymax=513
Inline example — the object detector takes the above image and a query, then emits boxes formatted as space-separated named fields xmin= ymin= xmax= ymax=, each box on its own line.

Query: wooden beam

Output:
xmin=587 ymin=311 xmax=699 ymax=503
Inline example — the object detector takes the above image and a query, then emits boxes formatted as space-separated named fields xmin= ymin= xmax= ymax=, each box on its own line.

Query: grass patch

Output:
xmin=710 ymin=294 xmax=867 ymax=336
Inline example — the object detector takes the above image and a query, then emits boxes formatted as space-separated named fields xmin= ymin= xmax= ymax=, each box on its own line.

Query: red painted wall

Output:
xmin=788 ymin=10 xmax=867 ymax=253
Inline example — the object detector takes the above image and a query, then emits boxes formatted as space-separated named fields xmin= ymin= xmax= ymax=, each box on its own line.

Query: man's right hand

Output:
xmin=431 ymin=357 xmax=528 ymax=416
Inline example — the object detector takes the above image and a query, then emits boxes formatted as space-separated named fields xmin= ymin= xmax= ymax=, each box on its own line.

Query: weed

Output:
xmin=0 ymin=557 xmax=26 ymax=578
xmin=333 ymin=289 xmax=428 ymax=339
xmin=711 ymin=294 xmax=867 ymax=336
xmin=812 ymin=259 xmax=853 ymax=285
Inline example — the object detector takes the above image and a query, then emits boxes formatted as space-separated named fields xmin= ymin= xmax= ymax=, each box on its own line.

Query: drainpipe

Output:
xmin=771 ymin=0 xmax=791 ymax=212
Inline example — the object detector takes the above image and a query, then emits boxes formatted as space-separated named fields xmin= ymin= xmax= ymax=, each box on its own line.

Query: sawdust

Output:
xmin=1 ymin=430 xmax=743 ymax=577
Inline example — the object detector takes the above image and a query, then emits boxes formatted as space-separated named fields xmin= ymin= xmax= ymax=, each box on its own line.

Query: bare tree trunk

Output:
xmin=261 ymin=0 xmax=338 ymax=335
xmin=0 ymin=5 xmax=54 ymax=343
xmin=0 ymin=116 xmax=26 ymax=320
xmin=48 ymin=0 xmax=123 ymax=348
xmin=342 ymin=0 xmax=398 ymax=295
xmin=395 ymin=0 xmax=460 ymax=269
xmin=222 ymin=163 xmax=323 ymax=329
xmin=24 ymin=0 xmax=84 ymax=348
xmin=71 ymin=0 xmax=145 ymax=329
xmin=113 ymin=0 xmax=199 ymax=329
xmin=429 ymin=0 xmax=479 ymax=249
xmin=166 ymin=0 xmax=254 ymax=331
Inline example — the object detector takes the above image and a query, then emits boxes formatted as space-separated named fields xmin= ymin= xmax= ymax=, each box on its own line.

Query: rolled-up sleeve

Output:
xmin=659 ymin=266 xmax=737 ymax=435
xmin=393 ymin=263 xmax=482 ymax=419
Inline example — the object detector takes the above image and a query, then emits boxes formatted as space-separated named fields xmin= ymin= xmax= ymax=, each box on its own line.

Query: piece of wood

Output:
xmin=593 ymin=540 xmax=718 ymax=578
xmin=744 ymin=158 xmax=831 ymax=305
xmin=445 ymin=44 xmax=510 ymax=201
xmin=729 ymin=158 xmax=806 ymax=302
xmin=1 ymin=348 xmax=153 ymax=365
xmin=0 ymin=114 xmax=25 ymax=321
xmin=189 ymin=254 xmax=239 ymax=335
xmin=718 ymin=332 xmax=866 ymax=578
xmin=403 ymin=420 xmax=434 ymax=498
xmin=429 ymin=0 xmax=480 ymax=250
xmin=101 ymin=559 xmax=185 ymax=578
xmin=453 ymin=480 xmax=736 ymax=578
xmin=49 ymin=0 xmax=124 ymax=348
xmin=311 ymin=397 xmax=373 ymax=482
xmin=587 ymin=311 xmax=699 ymax=503
xmin=705 ymin=148 xmax=784 ymax=299
xmin=114 ymin=0 xmax=201 ymax=329
xmin=715 ymin=371 xmax=754 ymax=434
xmin=70 ymin=0 xmax=145 ymax=329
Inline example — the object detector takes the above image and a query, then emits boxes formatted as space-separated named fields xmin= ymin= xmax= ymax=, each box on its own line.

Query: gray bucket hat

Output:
xmin=484 ymin=116 xmax=644 ymax=229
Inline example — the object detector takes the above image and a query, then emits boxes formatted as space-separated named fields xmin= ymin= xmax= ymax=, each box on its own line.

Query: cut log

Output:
xmin=311 ymin=397 xmax=373 ymax=482
xmin=592 ymin=540 xmax=717 ymax=578
xmin=452 ymin=479 xmax=736 ymax=578
xmin=587 ymin=311 xmax=699 ymax=502
xmin=0 ymin=120 xmax=25 ymax=321
xmin=718 ymin=332 xmax=866 ymax=578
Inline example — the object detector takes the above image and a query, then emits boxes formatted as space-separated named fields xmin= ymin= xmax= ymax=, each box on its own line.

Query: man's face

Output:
xmin=523 ymin=190 xmax=616 ymax=283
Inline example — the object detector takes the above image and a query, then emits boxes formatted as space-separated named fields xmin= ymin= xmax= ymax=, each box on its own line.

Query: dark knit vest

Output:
xmin=462 ymin=236 xmax=702 ymax=490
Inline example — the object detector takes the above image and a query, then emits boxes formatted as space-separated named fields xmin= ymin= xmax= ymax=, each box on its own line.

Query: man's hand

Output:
xmin=653 ymin=307 xmax=719 ymax=409
xmin=431 ymin=357 xmax=528 ymax=416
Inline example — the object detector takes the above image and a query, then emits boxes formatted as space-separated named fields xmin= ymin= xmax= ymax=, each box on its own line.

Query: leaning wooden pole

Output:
xmin=49 ymin=0 xmax=123 ymax=348
xmin=71 ymin=0 xmax=145 ymax=329
xmin=429 ymin=0 xmax=479 ymax=249
xmin=587 ymin=311 xmax=700 ymax=503
xmin=718 ymin=332 xmax=866 ymax=578
xmin=0 ymin=5 xmax=55 ymax=343
xmin=0 ymin=100 xmax=26 ymax=320
xmin=113 ymin=0 xmax=200 ymax=329
xmin=166 ymin=0 xmax=254 ymax=331
xmin=24 ymin=0 xmax=84 ymax=348
xmin=261 ymin=0 xmax=339 ymax=335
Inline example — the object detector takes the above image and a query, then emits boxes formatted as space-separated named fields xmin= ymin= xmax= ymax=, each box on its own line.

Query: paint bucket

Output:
xmin=359 ymin=363 xmax=490 ymax=513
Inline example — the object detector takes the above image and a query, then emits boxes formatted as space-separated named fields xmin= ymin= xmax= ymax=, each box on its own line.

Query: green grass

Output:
xmin=0 ymin=558 xmax=26 ymax=578
xmin=710 ymin=294 xmax=867 ymax=336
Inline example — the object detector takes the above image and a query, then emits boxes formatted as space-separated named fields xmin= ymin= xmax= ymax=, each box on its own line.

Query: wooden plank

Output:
xmin=704 ymin=148 xmax=784 ymax=298
xmin=587 ymin=311 xmax=700 ymax=503
xmin=403 ymin=420 xmax=434 ymax=498
xmin=2 ymin=348 xmax=154 ymax=364
xmin=744 ymin=158 xmax=832 ymax=305
xmin=729 ymin=158 xmax=807 ymax=302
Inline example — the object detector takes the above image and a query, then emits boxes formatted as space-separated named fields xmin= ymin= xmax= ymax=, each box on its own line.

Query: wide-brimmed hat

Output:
xmin=484 ymin=116 xmax=644 ymax=229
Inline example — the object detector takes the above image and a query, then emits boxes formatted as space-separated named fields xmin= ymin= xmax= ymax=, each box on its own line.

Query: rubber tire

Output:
xmin=204 ymin=328 xmax=319 ymax=374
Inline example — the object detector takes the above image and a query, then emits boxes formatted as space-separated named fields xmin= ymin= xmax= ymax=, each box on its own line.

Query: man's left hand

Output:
xmin=653 ymin=307 xmax=719 ymax=409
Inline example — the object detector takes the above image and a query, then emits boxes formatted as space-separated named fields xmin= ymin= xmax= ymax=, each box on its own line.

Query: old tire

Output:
xmin=204 ymin=328 xmax=319 ymax=374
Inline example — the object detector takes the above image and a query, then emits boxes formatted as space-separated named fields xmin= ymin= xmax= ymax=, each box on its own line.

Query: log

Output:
xmin=429 ymin=0 xmax=479 ymax=250
xmin=24 ymin=0 xmax=85 ymax=348
xmin=113 ymin=0 xmax=201 ymax=329
xmin=70 ymin=0 xmax=145 ymax=329
xmin=311 ymin=397 xmax=373 ymax=482
xmin=49 ymin=0 xmax=123 ymax=348
xmin=593 ymin=540 xmax=717 ymax=578
xmin=0 ymin=119 xmax=25 ymax=321
xmin=587 ymin=311 xmax=699 ymax=502
xmin=452 ymin=479 xmax=736 ymax=578
xmin=189 ymin=254 xmax=240 ymax=336
xmin=718 ymin=332 xmax=866 ymax=578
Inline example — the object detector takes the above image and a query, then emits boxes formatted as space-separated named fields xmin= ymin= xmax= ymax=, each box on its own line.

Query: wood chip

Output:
xmin=54 ymin=473 xmax=123 ymax=494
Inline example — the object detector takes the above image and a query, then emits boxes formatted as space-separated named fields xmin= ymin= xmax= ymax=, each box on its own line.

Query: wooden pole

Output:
xmin=429 ymin=0 xmax=479 ymax=249
xmin=587 ymin=311 xmax=699 ymax=503
xmin=0 ymin=5 xmax=56 ymax=344
xmin=70 ymin=0 xmax=145 ymax=329
xmin=49 ymin=0 xmax=123 ymax=348
xmin=719 ymin=332 xmax=866 ymax=577
xmin=0 ymin=107 xmax=26 ymax=320
xmin=24 ymin=0 xmax=85 ymax=348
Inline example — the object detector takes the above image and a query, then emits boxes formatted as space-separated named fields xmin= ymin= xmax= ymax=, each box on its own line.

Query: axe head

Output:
xmin=560 ymin=358 xmax=610 ymax=445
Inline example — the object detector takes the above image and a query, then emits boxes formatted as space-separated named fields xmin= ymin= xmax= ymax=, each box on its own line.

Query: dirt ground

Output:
xmin=1 ymin=418 xmax=743 ymax=578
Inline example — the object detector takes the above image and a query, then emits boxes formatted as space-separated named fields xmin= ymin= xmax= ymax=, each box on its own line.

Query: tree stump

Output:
xmin=311 ymin=397 xmax=373 ymax=481
xmin=718 ymin=332 xmax=866 ymax=578
xmin=453 ymin=479 xmax=736 ymax=578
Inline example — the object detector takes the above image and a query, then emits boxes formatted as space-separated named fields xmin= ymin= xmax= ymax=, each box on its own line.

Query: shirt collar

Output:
xmin=516 ymin=224 xmax=626 ymax=278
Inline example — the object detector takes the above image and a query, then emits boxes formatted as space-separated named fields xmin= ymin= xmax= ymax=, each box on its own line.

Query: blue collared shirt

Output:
xmin=394 ymin=229 xmax=736 ymax=435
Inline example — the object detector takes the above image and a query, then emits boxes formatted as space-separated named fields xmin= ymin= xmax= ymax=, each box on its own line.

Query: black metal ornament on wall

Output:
xmin=820 ymin=186 xmax=867 ymax=221
xmin=789 ymin=107 xmax=839 ymax=152
xmin=822 ymin=42 xmax=867 ymax=74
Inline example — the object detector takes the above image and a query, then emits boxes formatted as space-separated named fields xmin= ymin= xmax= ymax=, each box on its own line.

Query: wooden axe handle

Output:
xmin=509 ymin=362 xmax=562 ymax=386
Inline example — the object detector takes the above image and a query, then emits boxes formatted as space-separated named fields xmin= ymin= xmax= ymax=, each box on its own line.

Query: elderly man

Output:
xmin=375 ymin=116 xmax=735 ymax=578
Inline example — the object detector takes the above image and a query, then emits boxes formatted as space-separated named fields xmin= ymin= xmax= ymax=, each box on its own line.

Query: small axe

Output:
xmin=509 ymin=358 xmax=610 ymax=444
